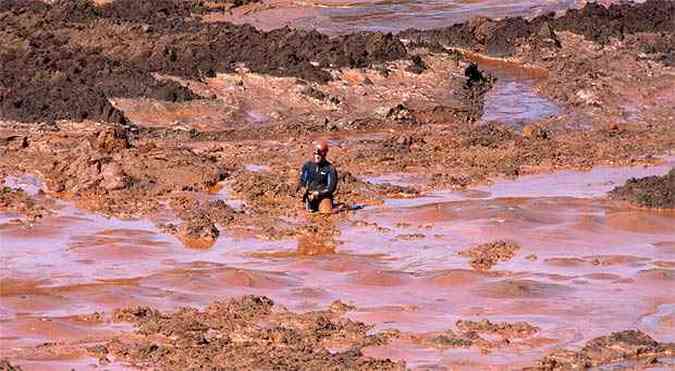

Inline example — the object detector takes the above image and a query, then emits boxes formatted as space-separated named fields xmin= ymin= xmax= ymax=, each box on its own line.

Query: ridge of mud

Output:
xmin=608 ymin=168 xmax=675 ymax=209
xmin=94 ymin=295 xmax=405 ymax=370
xmin=530 ymin=330 xmax=675 ymax=370
xmin=0 ymin=0 xmax=406 ymax=124
xmin=400 ymin=0 xmax=675 ymax=58
xmin=2 ymin=0 xmax=673 ymax=124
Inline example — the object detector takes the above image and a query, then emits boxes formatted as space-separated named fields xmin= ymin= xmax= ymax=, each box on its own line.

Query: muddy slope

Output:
xmin=609 ymin=168 xmax=675 ymax=208
xmin=2 ymin=0 xmax=674 ymax=125
xmin=0 ymin=0 xmax=406 ymax=124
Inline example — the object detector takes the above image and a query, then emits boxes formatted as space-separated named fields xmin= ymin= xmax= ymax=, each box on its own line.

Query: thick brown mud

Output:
xmin=2 ymin=162 xmax=675 ymax=369
xmin=1 ymin=0 xmax=675 ymax=370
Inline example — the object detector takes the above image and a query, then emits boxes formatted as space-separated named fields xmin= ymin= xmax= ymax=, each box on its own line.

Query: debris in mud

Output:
xmin=405 ymin=55 xmax=428 ymax=74
xmin=0 ymin=185 xmax=47 ymax=222
xmin=0 ymin=360 xmax=22 ymax=371
xmin=463 ymin=122 xmax=514 ymax=148
xmin=531 ymin=330 xmax=675 ymax=370
xmin=418 ymin=318 xmax=539 ymax=352
xmin=0 ymin=0 xmax=407 ymax=124
xmin=459 ymin=240 xmax=520 ymax=271
xmin=97 ymin=295 xmax=405 ymax=370
xmin=608 ymin=169 xmax=674 ymax=209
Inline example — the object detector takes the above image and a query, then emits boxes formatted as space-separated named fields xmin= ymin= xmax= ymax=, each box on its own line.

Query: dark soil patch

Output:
xmin=0 ymin=0 xmax=406 ymax=124
xmin=608 ymin=169 xmax=675 ymax=209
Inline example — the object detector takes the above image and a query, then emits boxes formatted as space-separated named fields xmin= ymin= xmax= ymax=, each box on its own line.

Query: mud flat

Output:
xmin=1 ymin=0 xmax=675 ymax=369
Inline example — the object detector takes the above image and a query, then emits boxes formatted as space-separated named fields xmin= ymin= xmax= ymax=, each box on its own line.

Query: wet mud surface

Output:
xmin=1 ymin=0 xmax=675 ymax=369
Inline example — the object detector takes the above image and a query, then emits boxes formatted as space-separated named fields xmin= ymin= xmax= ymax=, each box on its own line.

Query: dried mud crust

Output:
xmin=96 ymin=295 xmax=405 ymax=370
xmin=458 ymin=240 xmax=521 ymax=271
xmin=0 ymin=0 xmax=406 ymax=124
xmin=608 ymin=168 xmax=675 ymax=209
xmin=529 ymin=330 xmax=675 ymax=370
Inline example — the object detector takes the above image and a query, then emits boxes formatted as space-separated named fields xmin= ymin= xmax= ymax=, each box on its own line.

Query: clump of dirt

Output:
xmin=417 ymin=318 xmax=539 ymax=352
xmin=96 ymin=295 xmax=404 ymax=370
xmin=0 ymin=360 xmax=22 ymax=371
xmin=405 ymin=55 xmax=428 ymax=74
xmin=459 ymin=240 xmax=521 ymax=271
xmin=532 ymin=330 xmax=675 ymax=370
xmin=462 ymin=122 xmax=515 ymax=148
xmin=608 ymin=169 xmax=674 ymax=209
xmin=455 ymin=319 xmax=539 ymax=339
xmin=0 ymin=185 xmax=47 ymax=222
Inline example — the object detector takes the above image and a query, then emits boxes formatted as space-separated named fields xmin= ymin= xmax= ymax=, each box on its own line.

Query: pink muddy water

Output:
xmin=2 ymin=159 xmax=674 ymax=369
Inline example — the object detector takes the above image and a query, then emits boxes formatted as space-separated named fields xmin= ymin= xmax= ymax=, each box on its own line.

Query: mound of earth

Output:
xmin=400 ymin=0 xmax=675 ymax=58
xmin=459 ymin=240 xmax=521 ymax=271
xmin=0 ymin=0 xmax=407 ymax=124
xmin=531 ymin=330 xmax=675 ymax=370
xmin=608 ymin=169 xmax=675 ymax=209
xmin=95 ymin=295 xmax=405 ymax=370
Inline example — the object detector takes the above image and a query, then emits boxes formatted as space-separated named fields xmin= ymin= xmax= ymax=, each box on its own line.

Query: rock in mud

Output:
xmin=100 ymin=295 xmax=405 ymax=370
xmin=608 ymin=169 xmax=674 ymax=209
xmin=532 ymin=330 xmax=675 ymax=370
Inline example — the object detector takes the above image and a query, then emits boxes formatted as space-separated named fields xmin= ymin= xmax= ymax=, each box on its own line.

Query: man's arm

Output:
xmin=296 ymin=162 xmax=310 ymax=193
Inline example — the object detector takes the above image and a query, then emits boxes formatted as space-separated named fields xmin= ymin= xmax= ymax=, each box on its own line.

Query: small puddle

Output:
xmin=481 ymin=78 xmax=559 ymax=126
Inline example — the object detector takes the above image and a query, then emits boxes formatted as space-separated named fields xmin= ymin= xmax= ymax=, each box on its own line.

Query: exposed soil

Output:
xmin=0 ymin=0 xmax=406 ymax=124
xmin=400 ymin=0 xmax=675 ymax=59
xmin=609 ymin=168 xmax=675 ymax=209
xmin=459 ymin=240 xmax=521 ymax=271
xmin=95 ymin=296 xmax=405 ymax=370
xmin=531 ymin=330 xmax=675 ymax=370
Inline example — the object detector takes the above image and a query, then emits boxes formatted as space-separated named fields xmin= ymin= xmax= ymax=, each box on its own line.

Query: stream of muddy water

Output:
xmin=2 ymin=158 xmax=674 ymax=369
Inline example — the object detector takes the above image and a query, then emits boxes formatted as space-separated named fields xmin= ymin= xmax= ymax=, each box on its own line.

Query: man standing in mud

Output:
xmin=298 ymin=141 xmax=338 ymax=213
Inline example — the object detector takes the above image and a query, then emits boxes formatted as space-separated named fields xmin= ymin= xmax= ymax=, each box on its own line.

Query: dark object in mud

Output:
xmin=608 ymin=169 xmax=674 ymax=209
xmin=405 ymin=55 xmax=428 ymax=74
xmin=0 ymin=360 xmax=23 ymax=371
xmin=532 ymin=330 xmax=675 ymax=370
xmin=99 ymin=295 xmax=405 ymax=370
xmin=464 ymin=63 xmax=486 ymax=87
